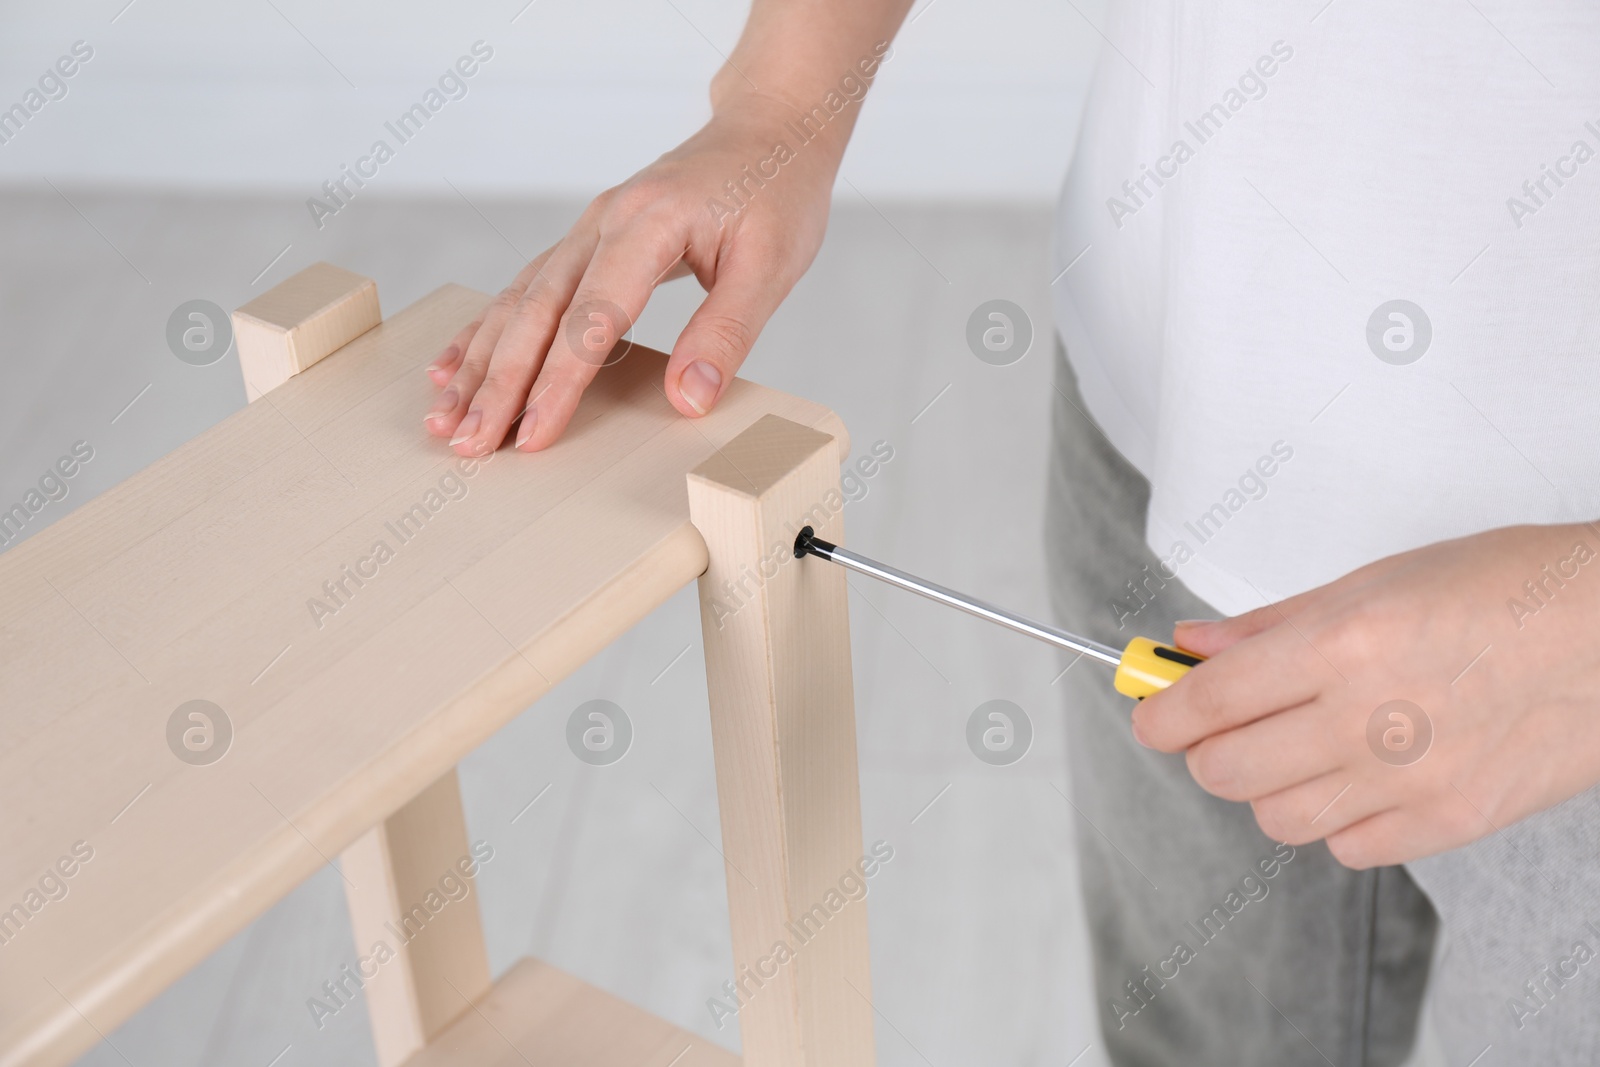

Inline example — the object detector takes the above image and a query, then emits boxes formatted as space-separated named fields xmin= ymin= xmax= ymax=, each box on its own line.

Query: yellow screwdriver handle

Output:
xmin=1113 ymin=637 xmax=1206 ymax=699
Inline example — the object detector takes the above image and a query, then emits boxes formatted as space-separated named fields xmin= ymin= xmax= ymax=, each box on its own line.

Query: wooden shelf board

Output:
xmin=403 ymin=957 xmax=739 ymax=1067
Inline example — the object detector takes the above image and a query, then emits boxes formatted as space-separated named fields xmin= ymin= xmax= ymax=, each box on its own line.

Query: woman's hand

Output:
xmin=424 ymin=92 xmax=840 ymax=455
xmin=1132 ymin=523 xmax=1600 ymax=868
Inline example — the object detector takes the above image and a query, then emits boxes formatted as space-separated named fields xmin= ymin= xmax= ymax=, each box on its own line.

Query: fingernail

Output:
xmin=1175 ymin=619 xmax=1208 ymax=627
xmin=679 ymin=361 xmax=722 ymax=415
xmin=515 ymin=405 xmax=538 ymax=449
xmin=449 ymin=409 xmax=482 ymax=446
xmin=1131 ymin=716 xmax=1152 ymax=748
xmin=426 ymin=387 xmax=458 ymax=422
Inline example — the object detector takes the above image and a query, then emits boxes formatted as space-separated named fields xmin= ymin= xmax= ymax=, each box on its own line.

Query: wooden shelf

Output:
xmin=403 ymin=958 xmax=739 ymax=1067
xmin=0 ymin=279 xmax=845 ymax=1065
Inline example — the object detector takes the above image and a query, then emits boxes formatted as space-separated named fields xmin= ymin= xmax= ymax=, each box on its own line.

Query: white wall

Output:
xmin=0 ymin=0 xmax=1101 ymax=200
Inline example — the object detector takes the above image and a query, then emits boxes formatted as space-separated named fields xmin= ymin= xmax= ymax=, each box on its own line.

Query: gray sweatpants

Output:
xmin=1044 ymin=342 xmax=1600 ymax=1066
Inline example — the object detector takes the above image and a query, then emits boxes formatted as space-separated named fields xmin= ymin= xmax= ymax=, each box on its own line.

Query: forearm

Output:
xmin=712 ymin=0 xmax=913 ymax=167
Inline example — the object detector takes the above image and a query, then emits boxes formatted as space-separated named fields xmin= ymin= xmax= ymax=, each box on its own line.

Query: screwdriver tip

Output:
xmin=794 ymin=525 xmax=836 ymax=561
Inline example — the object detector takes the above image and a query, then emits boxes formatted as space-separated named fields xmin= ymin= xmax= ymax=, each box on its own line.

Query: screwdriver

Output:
xmin=793 ymin=526 xmax=1204 ymax=699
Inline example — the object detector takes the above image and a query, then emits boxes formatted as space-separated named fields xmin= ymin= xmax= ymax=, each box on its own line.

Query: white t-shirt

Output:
xmin=1052 ymin=1 xmax=1600 ymax=617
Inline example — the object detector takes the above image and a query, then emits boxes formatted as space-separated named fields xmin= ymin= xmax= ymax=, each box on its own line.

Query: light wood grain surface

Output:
xmin=233 ymin=262 xmax=382 ymax=401
xmin=689 ymin=415 xmax=874 ymax=1067
xmin=0 ymin=279 xmax=844 ymax=1066
xmin=400 ymin=957 xmax=739 ymax=1067
xmin=340 ymin=768 xmax=490 ymax=1066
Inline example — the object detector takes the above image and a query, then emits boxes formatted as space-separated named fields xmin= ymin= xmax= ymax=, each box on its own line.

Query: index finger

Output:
xmin=1131 ymin=620 xmax=1332 ymax=752
xmin=510 ymin=228 xmax=685 ymax=452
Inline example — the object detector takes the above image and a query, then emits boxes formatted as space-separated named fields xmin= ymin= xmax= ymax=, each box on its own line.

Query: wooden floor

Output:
xmin=0 ymin=192 xmax=1444 ymax=1067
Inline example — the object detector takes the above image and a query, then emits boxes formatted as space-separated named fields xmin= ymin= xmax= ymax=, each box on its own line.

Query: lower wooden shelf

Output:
xmin=402 ymin=957 xmax=740 ymax=1067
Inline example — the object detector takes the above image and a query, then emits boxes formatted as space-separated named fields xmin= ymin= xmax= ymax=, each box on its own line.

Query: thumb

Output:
xmin=1175 ymin=581 xmax=1342 ymax=655
xmin=1174 ymin=607 xmax=1284 ymax=658
xmin=1175 ymin=549 xmax=1417 ymax=655
xmin=666 ymin=263 xmax=782 ymax=418
xmin=1174 ymin=577 xmax=1355 ymax=657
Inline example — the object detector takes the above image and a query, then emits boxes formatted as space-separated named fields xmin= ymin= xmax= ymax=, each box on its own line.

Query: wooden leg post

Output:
xmin=340 ymin=768 xmax=492 ymax=1066
xmin=233 ymin=261 xmax=380 ymax=400
xmin=687 ymin=414 xmax=876 ymax=1067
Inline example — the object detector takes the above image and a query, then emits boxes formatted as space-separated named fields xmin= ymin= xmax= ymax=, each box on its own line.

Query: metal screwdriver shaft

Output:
xmin=793 ymin=526 xmax=1124 ymax=667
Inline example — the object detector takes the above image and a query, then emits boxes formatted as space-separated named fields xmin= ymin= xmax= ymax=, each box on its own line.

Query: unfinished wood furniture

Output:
xmin=0 ymin=264 xmax=875 ymax=1066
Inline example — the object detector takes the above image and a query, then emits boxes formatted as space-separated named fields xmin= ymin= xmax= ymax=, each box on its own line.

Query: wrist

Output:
xmin=702 ymin=88 xmax=848 ymax=184
xmin=708 ymin=40 xmax=893 ymax=171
